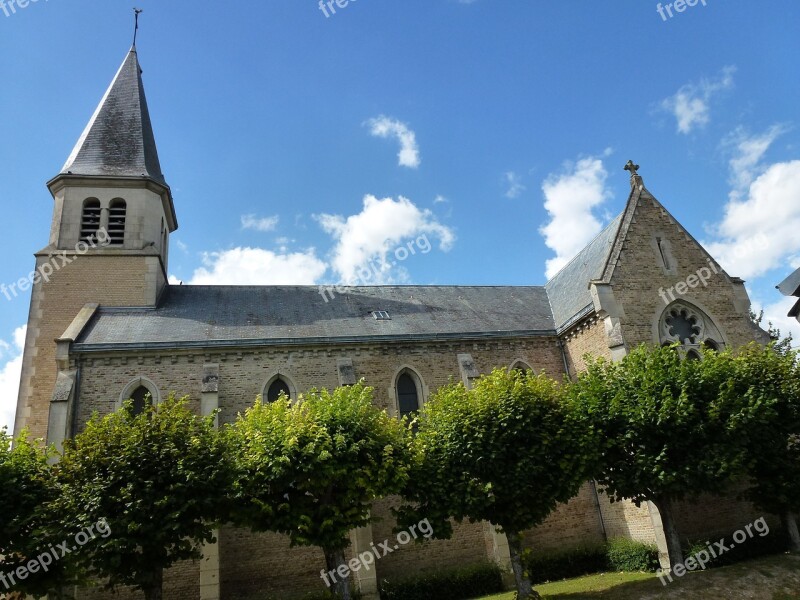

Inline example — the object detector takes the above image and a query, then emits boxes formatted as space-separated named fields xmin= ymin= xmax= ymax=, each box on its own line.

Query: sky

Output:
xmin=1 ymin=0 xmax=799 ymax=431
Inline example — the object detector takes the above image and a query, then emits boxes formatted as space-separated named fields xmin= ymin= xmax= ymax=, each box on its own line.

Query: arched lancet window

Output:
xmin=81 ymin=198 xmax=101 ymax=242
xmin=119 ymin=377 xmax=160 ymax=413
xmin=128 ymin=385 xmax=152 ymax=417
xmin=510 ymin=360 xmax=533 ymax=376
xmin=161 ymin=218 xmax=168 ymax=262
xmin=397 ymin=372 xmax=421 ymax=420
xmin=108 ymin=199 xmax=127 ymax=246
xmin=686 ymin=349 xmax=702 ymax=361
xmin=266 ymin=377 xmax=292 ymax=403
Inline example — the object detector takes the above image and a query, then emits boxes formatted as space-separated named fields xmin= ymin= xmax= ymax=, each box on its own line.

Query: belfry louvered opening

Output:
xmin=80 ymin=198 xmax=101 ymax=242
xmin=108 ymin=199 xmax=127 ymax=245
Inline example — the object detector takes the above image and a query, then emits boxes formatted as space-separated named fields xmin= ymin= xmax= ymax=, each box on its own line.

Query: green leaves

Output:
xmin=228 ymin=381 xmax=414 ymax=552
xmin=724 ymin=343 xmax=800 ymax=517
xmin=0 ymin=429 xmax=71 ymax=598
xmin=52 ymin=395 xmax=234 ymax=597
xmin=399 ymin=368 xmax=598 ymax=537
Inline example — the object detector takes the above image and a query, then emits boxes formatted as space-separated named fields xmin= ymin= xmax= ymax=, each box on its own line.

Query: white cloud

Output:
xmin=188 ymin=248 xmax=327 ymax=285
xmin=366 ymin=116 xmax=421 ymax=168
xmin=724 ymin=125 xmax=789 ymax=201
xmin=0 ymin=325 xmax=26 ymax=434
xmin=540 ymin=156 xmax=612 ymax=279
xmin=753 ymin=295 xmax=800 ymax=347
xmin=241 ymin=214 xmax=280 ymax=232
xmin=434 ymin=195 xmax=449 ymax=204
xmin=706 ymin=159 xmax=800 ymax=279
xmin=316 ymin=195 xmax=455 ymax=284
xmin=660 ymin=66 xmax=736 ymax=134
xmin=703 ymin=125 xmax=800 ymax=279
xmin=504 ymin=171 xmax=526 ymax=199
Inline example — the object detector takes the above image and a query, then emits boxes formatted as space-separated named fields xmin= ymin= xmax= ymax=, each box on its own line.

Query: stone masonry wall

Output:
xmin=15 ymin=253 xmax=162 ymax=441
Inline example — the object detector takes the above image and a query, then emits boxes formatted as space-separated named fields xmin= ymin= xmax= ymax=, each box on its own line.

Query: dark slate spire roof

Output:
xmin=60 ymin=47 xmax=165 ymax=183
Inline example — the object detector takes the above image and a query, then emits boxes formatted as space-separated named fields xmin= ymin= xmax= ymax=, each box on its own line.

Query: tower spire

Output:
xmin=57 ymin=47 xmax=165 ymax=184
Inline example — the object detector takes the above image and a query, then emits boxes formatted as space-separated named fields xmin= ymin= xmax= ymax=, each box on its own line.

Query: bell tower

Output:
xmin=13 ymin=46 xmax=178 ymax=439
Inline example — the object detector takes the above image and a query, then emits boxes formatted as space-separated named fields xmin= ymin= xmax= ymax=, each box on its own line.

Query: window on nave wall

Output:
xmin=267 ymin=377 xmax=292 ymax=403
xmin=128 ymin=386 xmax=152 ymax=417
xmin=396 ymin=372 xmax=421 ymax=422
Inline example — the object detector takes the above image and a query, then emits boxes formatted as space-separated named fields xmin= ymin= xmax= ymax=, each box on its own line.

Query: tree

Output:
xmin=750 ymin=309 xmax=793 ymax=353
xmin=53 ymin=396 xmax=233 ymax=600
xmin=573 ymin=344 xmax=742 ymax=570
xmin=725 ymin=343 xmax=800 ymax=552
xmin=396 ymin=368 xmax=598 ymax=600
xmin=0 ymin=429 xmax=74 ymax=599
xmin=229 ymin=381 xmax=413 ymax=600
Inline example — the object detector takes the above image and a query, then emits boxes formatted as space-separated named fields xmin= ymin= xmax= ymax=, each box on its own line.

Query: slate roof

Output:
xmin=545 ymin=214 xmax=623 ymax=330
xmin=60 ymin=47 xmax=165 ymax=183
xmin=777 ymin=268 xmax=800 ymax=298
xmin=75 ymin=286 xmax=557 ymax=350
xmin=777 ymin=267 xmax=800 ymax=318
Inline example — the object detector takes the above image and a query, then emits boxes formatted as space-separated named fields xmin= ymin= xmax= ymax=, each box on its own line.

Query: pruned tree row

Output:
xmin=1 ymin=343 xmax=798 ymax=600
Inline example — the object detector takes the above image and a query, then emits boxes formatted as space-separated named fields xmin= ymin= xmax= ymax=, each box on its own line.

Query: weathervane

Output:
xmin=133 ymin=8 xmax=143 ymax=47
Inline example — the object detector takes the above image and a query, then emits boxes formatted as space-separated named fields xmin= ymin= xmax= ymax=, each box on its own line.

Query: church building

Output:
xmin=13 ymin=45 xmax=771 ymax=600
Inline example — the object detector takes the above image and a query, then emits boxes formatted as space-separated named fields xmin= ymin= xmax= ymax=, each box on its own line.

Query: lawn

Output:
xmin=477 ymin=553 xmax=800 ymax=599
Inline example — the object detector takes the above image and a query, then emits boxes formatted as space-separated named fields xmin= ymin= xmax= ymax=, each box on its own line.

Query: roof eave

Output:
xmin=72 ymin=329 xmax=559 ymax=354
xmin=46 ymin=173 xmax=178 ymax=232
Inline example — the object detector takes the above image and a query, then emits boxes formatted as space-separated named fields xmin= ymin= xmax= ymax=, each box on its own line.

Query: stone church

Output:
xmin=13 ymin=46 xmax=771 ymax=599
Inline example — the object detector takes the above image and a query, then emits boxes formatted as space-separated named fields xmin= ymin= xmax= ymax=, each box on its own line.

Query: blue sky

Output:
xmin=1 ymin=0 xmax=799 ymax=430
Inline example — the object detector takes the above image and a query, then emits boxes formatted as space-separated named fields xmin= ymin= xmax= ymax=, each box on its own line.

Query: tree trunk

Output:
xmin=505 ymin=530 xmax=540 ymax=600
xmin=47 ymin=586 xmax=65 ymax=600
xmin=323 ymin=546 xmax=351 ymax=600
xmin=782 ymin=511 xmax=800 ymax=552
xmin=654 ymin=497 xmax=684 ymax=571
xmin=143 ymin=568 xmax=164 ymax=600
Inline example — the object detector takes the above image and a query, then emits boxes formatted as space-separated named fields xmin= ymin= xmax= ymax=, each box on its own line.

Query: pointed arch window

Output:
xmin=81 ymin=198 xmax=101 ymax=242
xmin=510 ymin=360 xmax=533 ymax=376
xmin=108 ymin=199 xmax=127 ymax=246
xmin=397 ymin=372 xmax=421 ymax=420
xmin=266 ymin=377 xmax=292 ymax=403
xmin=128 ymin=386 xmax=152 ymax=417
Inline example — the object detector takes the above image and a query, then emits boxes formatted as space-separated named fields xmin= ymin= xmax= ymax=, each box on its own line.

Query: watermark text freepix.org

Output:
xmin=658 ymin=516 xmax=769 ymax=586
xmin=318 ymin=234 xmax=432 ymax=303
xmin=1 ymin=0 xmax=49 ymax=18
xmin=657 ymin=0 xmax=707 ymax=22
xmin=1 ymin=229 xmax=110 ymax=302
xmin=320 ymin=519 xmax=434 ymax=587
xmin=658 ymin=234 xmax=768 ymax=305
xmin=0 ymin=518 xmax=111 ymax=591
xmin=318 ymin=0 xmax=357 ymax=19
xmin=659 ymin=257 xmax=722 ymax=305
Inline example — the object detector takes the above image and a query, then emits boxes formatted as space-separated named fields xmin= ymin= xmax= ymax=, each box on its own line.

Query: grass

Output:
xmin=478 ymin=571 xmax=656 ymax=599
xmin=475 ymin=553 xmax=800 ymax=599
